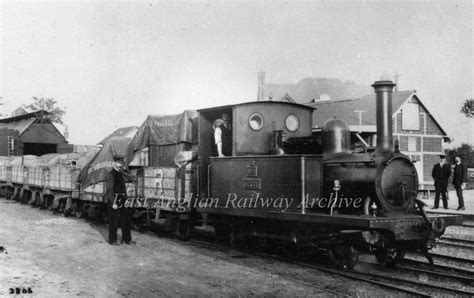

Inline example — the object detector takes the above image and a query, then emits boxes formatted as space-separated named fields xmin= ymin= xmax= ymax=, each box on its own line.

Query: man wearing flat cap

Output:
xmin=106 ymin=156 xmax=133 ymax=245
xmin=431 ymin=154 xmax=451 ymax=209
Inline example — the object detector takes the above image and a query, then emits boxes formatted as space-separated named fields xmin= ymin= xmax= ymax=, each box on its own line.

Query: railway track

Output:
xmin=360 ymin=259 xmax=474 ymax=285
xmin=185 ymin=237 xmax=474 ymax=297
xmin=428 ymin=251 xmax=474 ymax=266
xmin=462 ymin=222 xmax=474 ymax=228
xmin=402 ymin=258 xmax=474 ymax=279
xmin=182 ymin=239 xmax=352 ymax=297
xmin=438 ymin=236 xmax=474 ymax=248
xmin=301 ymin=261 xmax=474 ymax=297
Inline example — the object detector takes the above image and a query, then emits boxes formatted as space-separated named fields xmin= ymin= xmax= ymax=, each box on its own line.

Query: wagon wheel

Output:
xmin=28 ymin=192 xmax=36 ymax=205
xmin=375 ymin=247 xmax=405 ymax=267
xmin=100 ymin=207 xmax=109 ymax=224
xmin=19 ymin=190 xmax=27 ymax=204
xmin=328 ymin=244 xmax=359 ymax=269
xmin=74 ymin=201 xmax=84 ymax=218
xmin=215 ymin=224 xmax=232 ymax=244
xmin=94 ymin=206 xmax=108 ymax=223
xmin=62 ymin=198 xmax=73 ymax=217
xmin=177 ymin=220 xmax=193 ymax=241
xmin=38 ymin=193 xmax=46 ymax=209
xmin=47 ymin=196 xmax=56 ymax=211
xmin=11 ymin=188 xmax=20 ymax=201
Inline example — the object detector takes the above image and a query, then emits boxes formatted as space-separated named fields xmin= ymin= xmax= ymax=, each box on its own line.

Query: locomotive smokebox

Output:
xmin=372 ymin=80 xmax=396 ymax=153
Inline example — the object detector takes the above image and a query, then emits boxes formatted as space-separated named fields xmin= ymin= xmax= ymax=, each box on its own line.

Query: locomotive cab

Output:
xmin=197 ymin=102 xmax=319 ymax=211
xmin=198 ymin=101 xmax=314 ymax=157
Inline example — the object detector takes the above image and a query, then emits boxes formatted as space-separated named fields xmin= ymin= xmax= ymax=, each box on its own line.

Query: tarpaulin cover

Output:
xmin=127 ymin=110 xmax=197 ymax=160
xmin=79 ymin=137 xmax=133 ymax=189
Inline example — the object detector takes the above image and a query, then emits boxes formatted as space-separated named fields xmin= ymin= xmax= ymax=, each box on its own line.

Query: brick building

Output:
xmin=308 ymin=91 xmax=450 ymax=190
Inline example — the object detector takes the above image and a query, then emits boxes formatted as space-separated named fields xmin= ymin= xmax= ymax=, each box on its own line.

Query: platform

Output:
xmin=423 ymin=189 xmax=474 ymax=221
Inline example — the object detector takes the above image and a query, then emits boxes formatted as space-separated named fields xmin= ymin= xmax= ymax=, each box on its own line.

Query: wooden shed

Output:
xmin=0 ymin=110 xmax=73 ymax=156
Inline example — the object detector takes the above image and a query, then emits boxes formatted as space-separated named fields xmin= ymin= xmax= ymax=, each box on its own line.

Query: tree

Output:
xmin=32 ymin=97 xmax=66 ymax=125
xmin=448 ymin=143 xmax=473 ymax=165
xmin=460 ymin=99 xmax=473 ymax=118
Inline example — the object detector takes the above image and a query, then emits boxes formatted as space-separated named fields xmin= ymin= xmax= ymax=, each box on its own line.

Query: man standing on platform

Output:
xmin=452 ymin=156 xmax=467 ymax=211
xmin=431 ymin=154 xmax=451 ymax=209
xmin=106 ymin=156 xmax=133 ymax=245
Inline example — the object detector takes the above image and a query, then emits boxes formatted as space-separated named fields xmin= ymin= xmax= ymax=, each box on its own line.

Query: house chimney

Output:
xmin=394 ymin=72 xmax=400 ymax=92
xmin=257 ymin=71 xmax=265 ymax=101
xmin=372 ymin=80 xmax=396 ymax=153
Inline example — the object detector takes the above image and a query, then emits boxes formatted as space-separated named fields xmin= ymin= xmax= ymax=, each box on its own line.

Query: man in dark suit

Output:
xmin=432 ymin=154 xmax=451 ymax=209
xmin=452 ymin=156 xmax=467 ymax=210
xmin=106 ymin=157 xmax=133 ymax=245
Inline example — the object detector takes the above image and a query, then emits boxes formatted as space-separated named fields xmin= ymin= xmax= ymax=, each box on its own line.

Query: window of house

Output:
xmin=407 ymin=137 xmax=417 ymax=152
xmin=402 ymin=102 xmax=420 ymax=130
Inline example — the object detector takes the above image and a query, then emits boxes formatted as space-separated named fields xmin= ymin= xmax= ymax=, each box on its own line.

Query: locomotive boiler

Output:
xmin=322 ymin=81 xmax=419 ymax=216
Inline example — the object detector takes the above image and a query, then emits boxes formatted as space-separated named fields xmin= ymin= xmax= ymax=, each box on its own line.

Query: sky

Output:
xmin=1 ymin=0 xmax=473 ymax=146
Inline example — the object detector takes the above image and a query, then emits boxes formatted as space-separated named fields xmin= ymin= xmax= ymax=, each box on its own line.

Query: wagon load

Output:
xmin=0 ymin=156 xmax=15 ymax=182
xmin=27 ymin=154 xmax=58 ymax=187
xmin=127 ymin=111 xmax=198 ymax=211
xmin=46 ymin=150 xmax=99 ymax=192
xmin=10 ymin=155 xmax=37 ymax=185
xmin=79 ymin=137 xmax=135 ymax=202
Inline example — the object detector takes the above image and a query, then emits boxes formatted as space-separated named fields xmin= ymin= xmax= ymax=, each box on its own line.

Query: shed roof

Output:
xmin=0 ymin=110 xmax=50 ymax=123
xmin=0 ymin=118 xmax=36 ymax=135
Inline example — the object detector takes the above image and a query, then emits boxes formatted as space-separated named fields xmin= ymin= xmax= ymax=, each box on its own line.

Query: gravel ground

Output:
xmin=3 ymin=196 xmax=471 ymax=297
xmin=0 ymin=199 xmax=396 ymax=297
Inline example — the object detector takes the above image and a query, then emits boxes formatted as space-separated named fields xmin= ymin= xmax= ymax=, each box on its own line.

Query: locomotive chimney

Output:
xmin=372 ymin=80 xmax=396 ymax=153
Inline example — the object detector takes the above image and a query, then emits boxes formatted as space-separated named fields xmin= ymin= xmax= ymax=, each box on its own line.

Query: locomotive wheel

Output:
xmin=328 ymin=244 xmax=359 ymax=269
xmin=375 ymin=248 xmax=405 ymax=267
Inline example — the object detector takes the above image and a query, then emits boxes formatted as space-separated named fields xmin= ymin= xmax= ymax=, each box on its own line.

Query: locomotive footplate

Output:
xmin=197 ymin=207 xmax=464 ymax=241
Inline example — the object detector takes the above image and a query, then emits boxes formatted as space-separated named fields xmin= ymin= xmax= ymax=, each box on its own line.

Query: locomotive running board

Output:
xmin=197 ymin=208 xmax=464 ymax=230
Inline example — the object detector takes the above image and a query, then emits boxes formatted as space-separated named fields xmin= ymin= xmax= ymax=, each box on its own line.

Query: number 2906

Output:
xmin=9 ymin=287 xmax=33 ymax=294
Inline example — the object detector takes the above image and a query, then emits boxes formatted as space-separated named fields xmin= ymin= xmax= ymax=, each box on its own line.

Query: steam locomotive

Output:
xmin=0 ymin=80 xmax=463 ymax=269
xmin=183 ymin=80 xmax=463 ymax=268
